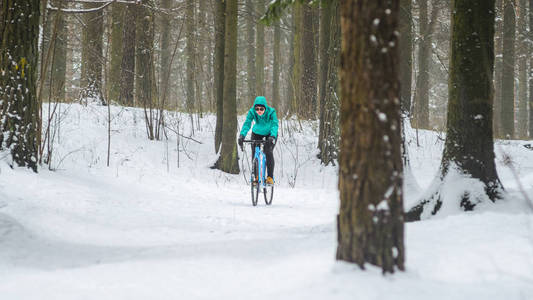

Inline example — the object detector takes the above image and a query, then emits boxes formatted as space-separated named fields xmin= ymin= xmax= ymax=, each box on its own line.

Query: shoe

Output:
xmin=252 ymin=176 xmax=258 ymax=185
xmin=266 ymin=177 xmax=274 ymax=185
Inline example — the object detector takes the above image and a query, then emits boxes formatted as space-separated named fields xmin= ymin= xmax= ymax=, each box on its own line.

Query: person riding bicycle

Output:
xmin=238 ymin=96 xmax=278 ymax=185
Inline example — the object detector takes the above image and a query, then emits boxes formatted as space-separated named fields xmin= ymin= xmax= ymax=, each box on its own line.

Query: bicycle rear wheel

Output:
xmin=251 ymin=158 xmax=259 ymax=206
xmin=264 ymin=185 xmax=273 ymax=205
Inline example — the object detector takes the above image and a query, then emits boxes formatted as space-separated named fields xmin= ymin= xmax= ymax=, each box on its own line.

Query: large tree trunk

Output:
xmin=299 ymin=2 xmax=317 ymax=119
xmin=273 ymin=19 xmax=281 ymax=110
xmin=81 ymin=2 xmax=104 ymax=101
xmin=214 ymin=0 xmax=226 ymax=153
xmin=109 ymin=2 xmax=124 ymax=102
xmin=501 ymin=0 xmax=516 ymax=138
xmin=119 ymin=4 xmax=136 ymax=106
xmin=255 ymin=0 xmax=265 ymax=96
xmin=0 ymin=0 xmax=40 ymax=171
xmin=214 ymin=0 xmax=239 ymax=174
xmin=530 ymin=0 xmax=533 ymax=138
xmin=337 ymin=0 xmax=405 ymax=273
xmin=319 ymin=0 xmax=340 ymax=166
xmin=136 ymin=0 xmax=155 ymax=140
xmin=494 ymin=0 xmax=504 ymax=137
xmin=246 ymin=0 xmax=256 ymax=104
xmin=517 ymin=0 xmax=528 ymax=138
xmin=399 ymin=0 xmax=412 ymax=114
xmin=406 ymin=0 xmax=503 ymax=221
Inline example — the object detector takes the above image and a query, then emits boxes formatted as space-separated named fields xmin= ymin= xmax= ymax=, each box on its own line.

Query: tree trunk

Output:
xmin=109 ymin=2 xmax=124 ymax=102
xmin=501 ymin=0 xmax=515 ymax=138
xmin=159 ymin=0 xmax=172 ymax=109
xmin=214 ymin=0 xmax=240 ymax=174
xmin=214 ymin=0 xmax=226 ymax=153
xmin=320 ymin=0 xmax=340 ymax=166
xmin=246 ymin=0 xmax=256 ymax=104
xmin=494 ymin=0 xmax=504 ymax=137
xmin=414 ymin=0 xmax=429 ymax=129
xmin=291 ymin=3 xmax=302 ymax=116
xmin=530 ymin=0 xmax=533 ymax=138
xmin=273 ymin=19 xmax=281 ymax=110
xmin=318 ymin=0 xmax=332 ymax=153
xmin=337 ymin=0 xmax=405 ymax=274
xmin=186 ymin=0 xmax=196 ymax=115
xmin=136 ymin=0 xmax=155 ymax=140
xmin=517 ymin=0 xmax=528 ymax=138
xmin=406 ymin=0 xmax=503 ymax=221
xmin=255 ymin=0 xmax=265 ymax=96
xmin=50 ymin=1 xmax=67 ymax=103
xmin=81 ymin=2 xmax=104 ymax=101
xmin=119 ymin=4 xmax=136 ymax=106
xmin=399 ymin=0 xmax=412 ymax=114
xmin=0 ymin=0 xmax=40 ymax=171
xmin=299 ymin=2 xmax=317 ymax=119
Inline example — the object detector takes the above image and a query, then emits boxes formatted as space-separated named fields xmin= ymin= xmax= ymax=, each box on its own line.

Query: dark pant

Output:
xmin=251 ymin=132 xmax=275 ymax=178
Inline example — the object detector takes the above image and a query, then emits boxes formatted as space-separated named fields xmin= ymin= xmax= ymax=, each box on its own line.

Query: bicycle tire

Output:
xmin=251 ymin=158 xmax=259 ymax=206
xmin=264 ymin=185 xmax=273 ymax=205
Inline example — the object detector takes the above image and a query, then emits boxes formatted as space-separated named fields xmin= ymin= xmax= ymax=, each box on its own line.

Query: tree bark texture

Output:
xmin=501 ymin=0 xmax=515 ymax=138
xmin=493 ymin=0 xmax=504 ymax=137
xmin=136 ymin=0 xmax=155 ymax=139
xmin=291 ymin=3 xmax=302 ymax=115
xmin=50 ymin=3 xmax=67 ymax=103
xmin=0 ymin=0 xmax=40 ymax=171
xmin=159 ymin=0 xmax=171 ymax=108
xmin=320 ymin=0 xmax=340 ymax=166
xmin=406 ymin=0 xmax=503 ymax=221
xmin=273 ymin=18 xmax=281 ymax=111
xmin=517 ymin=0 xmax=528 ymax=138
xmin=399 ymin=0 xmax=412 ymax=114
xmin=337 ymin=0 xmax=405 ymax=273
xmin=530 ymin=0 xmax=533 ymax=138
xmin=119 ymin=3 xmax=136 ymax=106
xmin=246 ymin=0 xmax=256 ymax=104
xmin=215 ymin=0 xmax=239 ymax=174
xmin=81 ymin=2 xmax=103 ymax=100
xmin=318 ymin=0 xmax=332 ymax=153
xmin=186 ymin=0 xmax=196 ymax=114
xmin=214 ymin=0 xmax=225 ymax=153
xmin=299 ymin=2 xmax=318 ymax=119
xmin=109 ymin=2 xmax=124 ymax=102
xmin=255 ymin=0 xmax=265 ymax=96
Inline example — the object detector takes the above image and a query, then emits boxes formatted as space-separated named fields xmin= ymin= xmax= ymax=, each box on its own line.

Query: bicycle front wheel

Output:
xmin=251 ymin=158 xmax=259 ymax=206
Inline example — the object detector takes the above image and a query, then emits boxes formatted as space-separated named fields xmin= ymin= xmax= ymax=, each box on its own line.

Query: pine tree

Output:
xmin=80 ymin=2 xmax=104 ymax=101
xmin=214 ymin=0 xmax=226 ymax=153
xmin=399 ymin=0 xmax=412 ymax=114
xmin=119 ymin=4 xmax=136 ymax=106
xmin=109 ymin=2 xmax=124 ymax=102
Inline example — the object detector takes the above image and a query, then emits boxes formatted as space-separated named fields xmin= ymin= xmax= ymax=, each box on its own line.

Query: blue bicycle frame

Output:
xmin=253 ymin=144 xmax=267 ymax=188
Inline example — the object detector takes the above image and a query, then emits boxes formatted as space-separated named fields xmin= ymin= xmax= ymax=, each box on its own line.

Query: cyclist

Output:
xmin=238 ymin=96 xmax=279 ymax=185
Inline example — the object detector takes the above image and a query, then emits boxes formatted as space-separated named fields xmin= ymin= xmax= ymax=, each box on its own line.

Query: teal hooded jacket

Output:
xmin=240 ymin=96 xmax=279 ymax=138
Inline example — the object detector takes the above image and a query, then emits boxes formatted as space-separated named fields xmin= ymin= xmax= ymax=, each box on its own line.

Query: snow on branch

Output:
xmin=47 ymin=0 xmax=139 ymax=13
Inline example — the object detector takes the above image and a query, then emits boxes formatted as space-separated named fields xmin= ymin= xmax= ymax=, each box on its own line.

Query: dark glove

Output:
xmin=268 ymin=136 xmax=276 ymax=146
xmin=238 ymin=135 xmax=244 ymax=149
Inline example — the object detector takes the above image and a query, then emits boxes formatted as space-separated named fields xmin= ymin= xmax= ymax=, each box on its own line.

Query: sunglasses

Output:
xmin=255 ymin=107 xmax=265 ymax=112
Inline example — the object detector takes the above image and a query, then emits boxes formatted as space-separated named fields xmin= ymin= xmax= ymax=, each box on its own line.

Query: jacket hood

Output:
xmin=253 ymin=96 xmax=268 ymax=108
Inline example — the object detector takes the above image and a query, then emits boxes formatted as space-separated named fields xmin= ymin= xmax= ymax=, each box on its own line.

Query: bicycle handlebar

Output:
xmin=242 ymin=140 xmax=267 ymax=143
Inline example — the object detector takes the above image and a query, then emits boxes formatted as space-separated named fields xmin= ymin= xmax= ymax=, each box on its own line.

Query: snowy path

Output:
xmin=1 ymin=105 xmax=532 ymax=299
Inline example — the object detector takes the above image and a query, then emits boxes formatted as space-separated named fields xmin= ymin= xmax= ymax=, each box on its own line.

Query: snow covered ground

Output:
xmin=0 ymin=103 xmax=532 ymax=300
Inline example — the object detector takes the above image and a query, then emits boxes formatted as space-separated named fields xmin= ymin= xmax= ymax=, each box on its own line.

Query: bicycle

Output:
xmin=242 ymin=140 xmax=274 ymax=206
